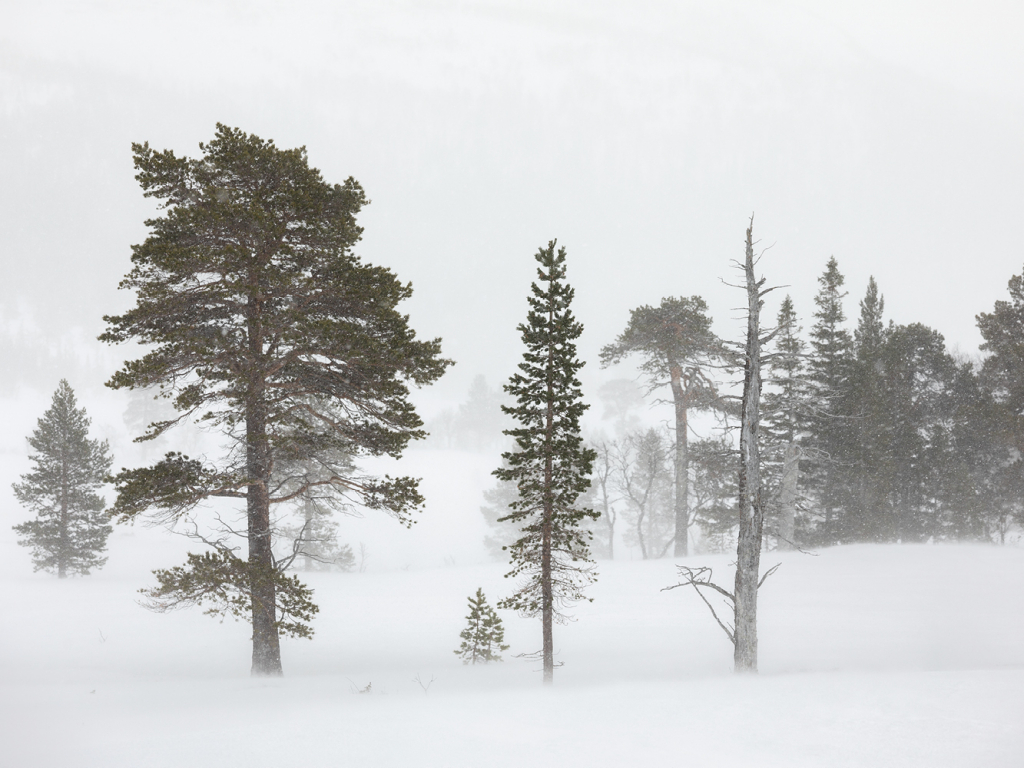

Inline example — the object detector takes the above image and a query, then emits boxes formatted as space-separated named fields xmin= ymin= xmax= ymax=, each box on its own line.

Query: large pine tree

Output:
xmin=599 ymin=296 xmax=725 ymax=556
xmin=495 ymin=240 xmax=596 ymax=685
xmin=12 ymin=380 xmax=113 ymax=577
xmin=100 ymin=125 xmax=451 ymax=675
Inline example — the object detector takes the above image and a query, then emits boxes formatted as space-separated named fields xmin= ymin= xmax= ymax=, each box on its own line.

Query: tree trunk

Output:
xmin=670 ymin=366 xmax=689 ymax=557
xmin=607 ymin=511 xmax=615 ymax=561
xmin=734 ymin=219 xmax=764 ymax=673
xmin=247 ymin=390 xmax=281 ymax=676
xmin=541 ymin=498 xmax=554 ymax=684
xmin=777 ymin=442 xmax=800 ymax=550
xmin=542 ymin=313 xmax=555 ymax=685
xmin=303 ymin=495 xmax=314 ymax=572
xmin=603 ymin=493 xmax=615 ymax=561
xmin=58 ymin=451 xmax=68 ymax=579
xmin=245 ymin=282 xmax=282 ymax=675
xmin=636 ymin=508 xmax=648 ymax=560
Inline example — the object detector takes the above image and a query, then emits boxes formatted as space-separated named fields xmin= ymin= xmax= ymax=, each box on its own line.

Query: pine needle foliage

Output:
xmin=12 ymin=380 xmax=113 ymax=578
xmin=142 ymin=551 xmax=318 ymax=639
xmin=99 ymin=125 xmax=451 ymax=674
xmin=454 ymin=588 xmax=509 ymax=664
xmin=495 ymin=240 xmax=597 ymax=683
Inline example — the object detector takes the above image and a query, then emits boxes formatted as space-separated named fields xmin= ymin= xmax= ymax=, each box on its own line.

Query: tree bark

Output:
xmin=303 ymin=495 xmax=314 ymax=572
xmin=247 ymin=390 xmax=281 ymax=676
xmin=670 ymin=365 xmax=689 ymax=557
xmin=542 ymin=310 xmax=555 ymax=685
xmin=734 ymin=219 xmax=764 ymax=673
xmin=247 ymin=285 xmax=282 ymax=676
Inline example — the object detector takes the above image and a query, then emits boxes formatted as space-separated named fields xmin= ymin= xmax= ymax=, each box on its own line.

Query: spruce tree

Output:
xmin=761 ymin=296 xmax=809 ymax=549
xmin=495 ymin=240 xmax=597 ymax=685
xmin=805 ymin=257 xmax=854 ymax=542
xmin=846 ymin=277 xmax=892 ymax=540
xmin=455 ymin=588 xmax=509 ymax=664
xmin=12 ymin=380 xmax=113 ymax=577
xmin=100 ymin=125 xmax=451 ymax=675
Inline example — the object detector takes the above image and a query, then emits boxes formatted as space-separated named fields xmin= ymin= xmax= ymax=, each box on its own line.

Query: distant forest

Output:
xmin=465 ymin=256 xmax=1024 ymax=556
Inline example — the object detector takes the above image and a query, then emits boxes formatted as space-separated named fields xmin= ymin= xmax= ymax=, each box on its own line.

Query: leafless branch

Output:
xmin=758 ymin=562 xmax=782 ymax=588
xmin=413 ymin=673 xmax=436 ymax=694
xmin=663 ymin=565 xmax=735 ymax=644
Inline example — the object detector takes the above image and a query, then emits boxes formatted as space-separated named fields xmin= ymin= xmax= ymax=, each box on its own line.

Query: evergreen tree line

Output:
xmin=764 ymin=258 xmax=1024 ymax=547
xmin=480 ymin=257 xmax=1024 ymax=555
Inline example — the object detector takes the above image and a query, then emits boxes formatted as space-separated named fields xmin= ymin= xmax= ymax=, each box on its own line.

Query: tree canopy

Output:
xmin=101 ymin=124 xmax=451 ymax=674
xmin=600 ymin=296 xmax=725 ymax=555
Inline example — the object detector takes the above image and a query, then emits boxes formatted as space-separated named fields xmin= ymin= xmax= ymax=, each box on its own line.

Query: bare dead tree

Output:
xmin=666 ymin=217 xmax=781 ymax=673
xmin=732 ymin=215 xmax=782 ymax=671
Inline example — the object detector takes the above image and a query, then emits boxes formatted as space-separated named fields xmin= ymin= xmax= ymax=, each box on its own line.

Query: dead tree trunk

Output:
xmin=734 ymin=216 xmax=767 ymax=673
xmin=663 ymin=222 xmax=780 ymax=668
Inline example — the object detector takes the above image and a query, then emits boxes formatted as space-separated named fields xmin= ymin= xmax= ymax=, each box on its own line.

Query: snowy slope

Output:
xmin=1 ymin=541 xmax=1022 ymax=767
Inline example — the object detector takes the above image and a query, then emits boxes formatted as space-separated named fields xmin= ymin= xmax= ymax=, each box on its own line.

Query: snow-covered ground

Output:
xmin=1 ymin=522 xmax=1022 ymax=766
xmin=1 ymin=405 xmax=1021 ymax=766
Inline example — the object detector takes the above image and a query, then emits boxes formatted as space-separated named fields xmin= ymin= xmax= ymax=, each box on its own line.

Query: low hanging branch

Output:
xmin=662 ymin=563 xmax=780 ymax=647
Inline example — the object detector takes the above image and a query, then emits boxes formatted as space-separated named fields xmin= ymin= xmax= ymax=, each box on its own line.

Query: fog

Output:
xmin=3 ymin=0 xmax=1023 ymax=405
xmin=2 ymin=1 xmax=1023 ymax=765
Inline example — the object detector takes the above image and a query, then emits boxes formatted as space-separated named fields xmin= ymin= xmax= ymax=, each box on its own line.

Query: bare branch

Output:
xmin=663 ymin=565 xmax=736 ymax=644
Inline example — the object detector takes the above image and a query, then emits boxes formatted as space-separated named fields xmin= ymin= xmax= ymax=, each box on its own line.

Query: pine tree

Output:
xmin=100 ymin=125 xmax=451 ymax=675
xmin=454 ymin=588 xmax=509 ymax=664
xmin=600 ymin=296 xmax=725 ymax=556
xmin=495 ymin=240 xmax=597 ymax=685
xmin=975 ymin=268 xmax=1024 ymax=540
xmin=805 ymin=257 xmax=854 ymax=543
xmin=12 ymin=380 xmax=113 ymax=577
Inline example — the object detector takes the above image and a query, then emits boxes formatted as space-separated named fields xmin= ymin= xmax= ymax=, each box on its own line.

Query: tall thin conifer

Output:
xmin=495 ymin=240 xmax=597 ymax=685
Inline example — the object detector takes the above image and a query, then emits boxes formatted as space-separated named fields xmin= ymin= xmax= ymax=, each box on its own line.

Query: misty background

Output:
xmin=3 ymin=4 xmax=1024 ymax=765
xmin=3 ymin=0 xmax=1023 ymax=404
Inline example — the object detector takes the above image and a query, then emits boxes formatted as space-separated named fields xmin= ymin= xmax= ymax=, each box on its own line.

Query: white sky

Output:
xmin=2 ymin=0 xmax=1022 ymax=410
